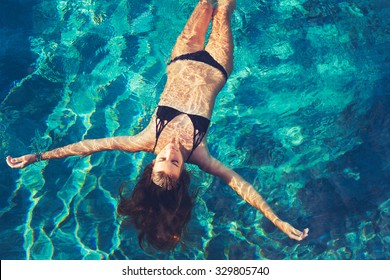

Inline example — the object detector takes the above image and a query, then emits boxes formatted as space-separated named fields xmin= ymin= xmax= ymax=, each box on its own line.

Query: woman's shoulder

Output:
xmin=186 ymin=142 xmax=212 ymax=169
xmin=132 ymin=112 xmax=157 ymax=152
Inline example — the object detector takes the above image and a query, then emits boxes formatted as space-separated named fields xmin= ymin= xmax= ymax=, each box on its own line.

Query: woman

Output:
xmin=6 ymin=0 xmax=308 ymax=250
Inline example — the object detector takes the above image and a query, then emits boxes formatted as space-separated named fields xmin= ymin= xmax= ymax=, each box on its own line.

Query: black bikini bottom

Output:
xmin=168 ymin=50 xmax=228 ymax=80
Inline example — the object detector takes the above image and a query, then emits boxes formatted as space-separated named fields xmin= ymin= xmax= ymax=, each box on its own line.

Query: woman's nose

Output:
xmin=165 ymin=149 xmax=174 ymax=159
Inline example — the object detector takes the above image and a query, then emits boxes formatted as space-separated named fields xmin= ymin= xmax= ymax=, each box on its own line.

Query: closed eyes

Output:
xmin=159 ymin=158 xmax=179 ymax=167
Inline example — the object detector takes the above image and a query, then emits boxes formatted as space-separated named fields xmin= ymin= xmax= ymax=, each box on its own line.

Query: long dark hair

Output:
xmin=117 ymin=163 xmax=193 ymax=251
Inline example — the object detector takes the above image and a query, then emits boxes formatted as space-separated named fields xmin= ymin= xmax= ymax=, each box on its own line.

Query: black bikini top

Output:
xmin=152 ymin=105 xmax=210 ymax=162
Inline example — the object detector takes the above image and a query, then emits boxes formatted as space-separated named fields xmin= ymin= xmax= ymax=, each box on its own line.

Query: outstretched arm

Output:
xmin=7 ymin=132 xmax=153 ymax=169
xmin=200 ymin=154 xmax=309 ymax=241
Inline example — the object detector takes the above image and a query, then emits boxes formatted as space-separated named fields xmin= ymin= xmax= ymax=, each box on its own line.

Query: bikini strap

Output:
xmin=186 ymin=114 xmax=210 ymax=161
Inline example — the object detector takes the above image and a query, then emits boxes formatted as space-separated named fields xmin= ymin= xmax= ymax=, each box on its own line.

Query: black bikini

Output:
xmin=153 ymin=50 xmax=228 ymax=162
xmin=153 ymin=106 xmax=210 ymax=162
xmin=168 ymin=50 xmax=228 ymax=81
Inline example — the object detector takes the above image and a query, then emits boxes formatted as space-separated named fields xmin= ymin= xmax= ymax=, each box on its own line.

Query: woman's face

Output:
xmin=153 ymin=138 xmax=185 ymax=180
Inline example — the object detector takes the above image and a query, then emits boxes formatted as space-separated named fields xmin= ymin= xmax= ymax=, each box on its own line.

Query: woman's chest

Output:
xmin=154 ymin=114 xmax=196 ymax=153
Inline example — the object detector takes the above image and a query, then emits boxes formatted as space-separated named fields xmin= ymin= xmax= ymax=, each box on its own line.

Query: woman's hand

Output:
xmin=275 ymin=219 xmax=309 ymax=241
xmin=6 ymin=155 xmax=37 ymax=169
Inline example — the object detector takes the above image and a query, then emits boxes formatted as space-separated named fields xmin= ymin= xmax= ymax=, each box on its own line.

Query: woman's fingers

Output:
xmin=289 ymin=227 xmax=309 ymax=241
xmin=277 ymin=220 xmax=309 ymax=241
xmin=6 ymin=155 xmax=28 ymax=168
xmin=7 ymin=156 xmax=21 ymax=168
xmin=6 ymin=156 xmax=16 ymax=167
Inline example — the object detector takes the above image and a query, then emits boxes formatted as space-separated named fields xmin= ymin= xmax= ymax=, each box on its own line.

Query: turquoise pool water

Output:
xmin=0 ymin=0 xmax=389 ymax=259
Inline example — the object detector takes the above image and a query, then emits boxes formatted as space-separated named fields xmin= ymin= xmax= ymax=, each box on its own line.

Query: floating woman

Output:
xmin=6 ymin=0 xmax=309 ymax=251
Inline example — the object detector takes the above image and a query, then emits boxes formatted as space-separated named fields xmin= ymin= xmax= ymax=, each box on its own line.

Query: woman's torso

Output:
xmin=160 ymin=60 xmax=226 ymax=118
xmin=142 ymin=60 xmax=227 ymax=159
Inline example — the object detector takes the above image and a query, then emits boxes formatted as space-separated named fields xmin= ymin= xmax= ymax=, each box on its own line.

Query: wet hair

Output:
xmin=117 ymin=163 xmax=193 ymax=251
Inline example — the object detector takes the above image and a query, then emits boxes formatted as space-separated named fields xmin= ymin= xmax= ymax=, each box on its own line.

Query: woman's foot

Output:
xmin=200 ymin=0 xmax=216 ymax=5
xmin=218 ymin=0 xmax=236 ymax=10
xmin=199 ymin=0 xmax=215 ymax=9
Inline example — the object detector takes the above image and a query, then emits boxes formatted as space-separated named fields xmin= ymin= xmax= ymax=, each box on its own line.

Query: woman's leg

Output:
xmin=205 ymin=0 xmax=235 ymax=76
xmin=170 ymin=0 xmax=213 ymax=59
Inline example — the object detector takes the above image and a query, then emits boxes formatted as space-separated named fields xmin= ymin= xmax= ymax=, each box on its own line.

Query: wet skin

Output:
xmin=152 ymin=138 xmax=186 ymax=180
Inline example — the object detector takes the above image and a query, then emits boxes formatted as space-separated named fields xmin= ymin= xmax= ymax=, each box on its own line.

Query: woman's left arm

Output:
xmin=200 ymin=155 xmax=309 ymax=241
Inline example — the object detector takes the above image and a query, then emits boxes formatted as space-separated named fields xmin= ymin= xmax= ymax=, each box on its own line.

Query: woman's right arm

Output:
xmin=6 ymin=132 xmax=153 ymax=169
